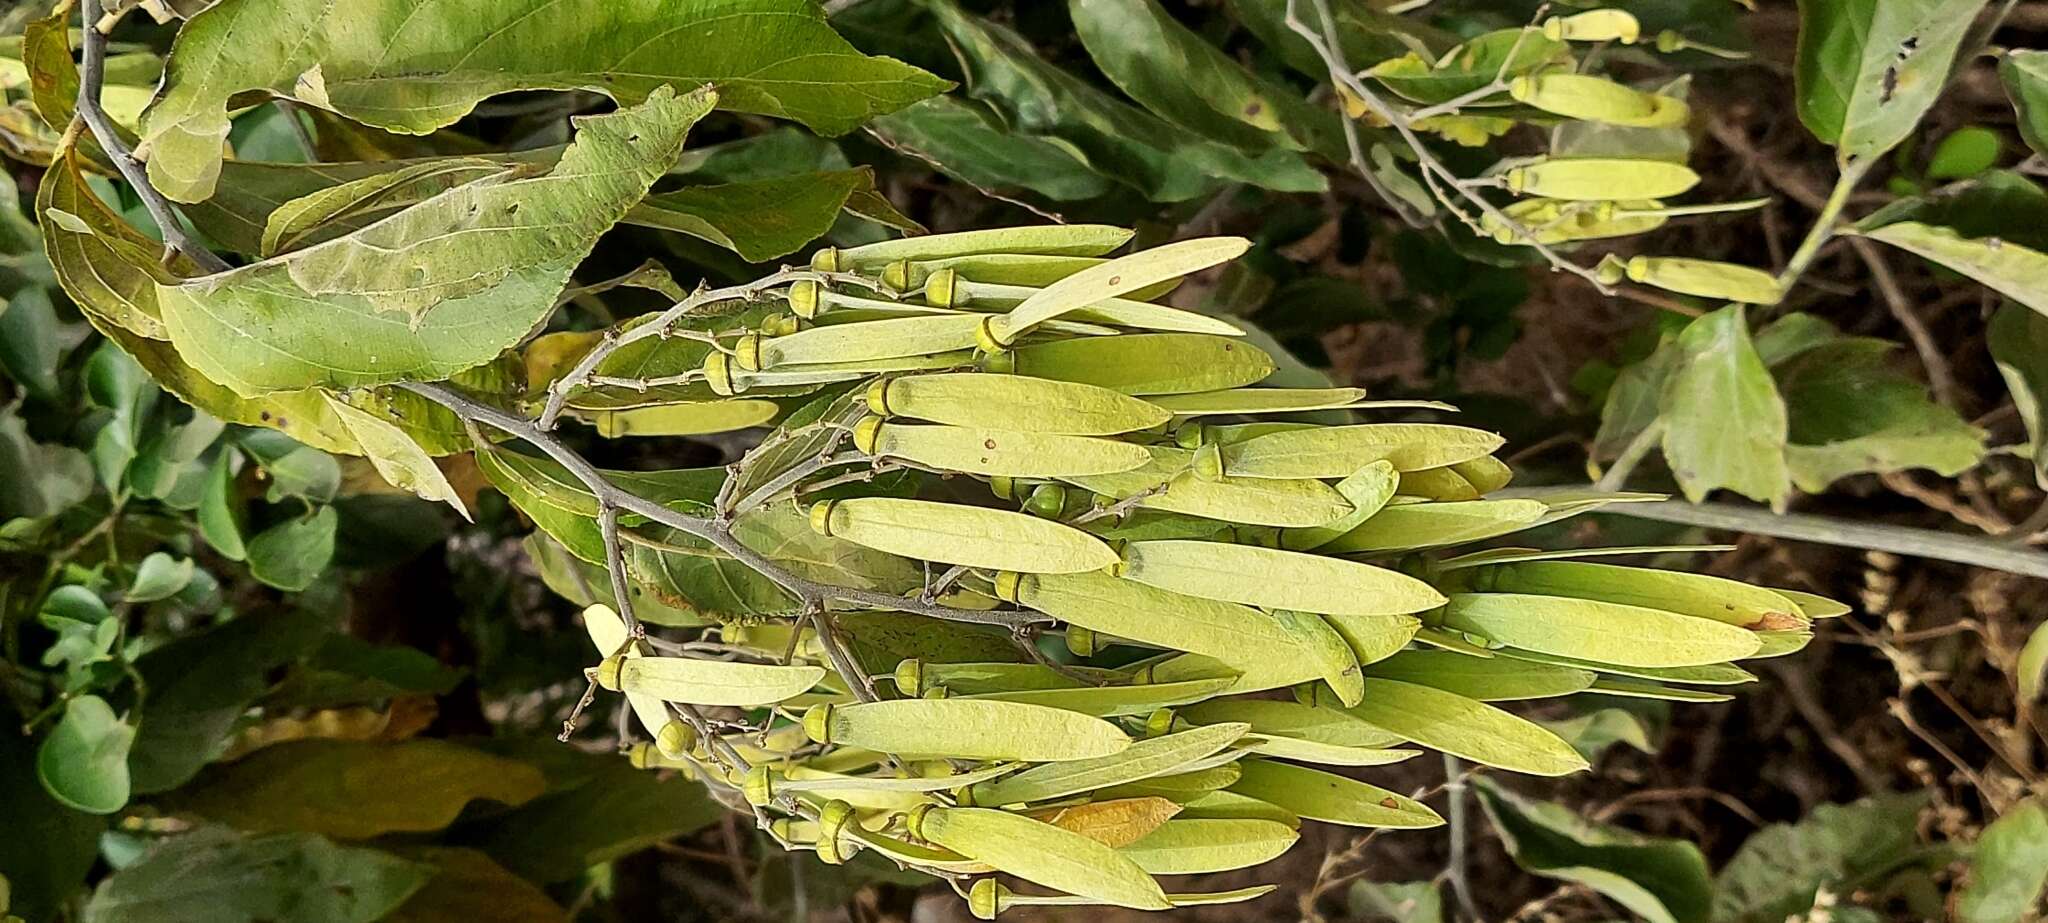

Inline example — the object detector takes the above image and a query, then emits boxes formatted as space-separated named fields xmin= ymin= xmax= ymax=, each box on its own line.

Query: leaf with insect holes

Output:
xmin=1794 ymin=0 xmax=1988 ymax=163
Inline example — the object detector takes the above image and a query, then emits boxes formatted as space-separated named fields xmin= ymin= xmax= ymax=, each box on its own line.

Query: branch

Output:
xmin=1507 ymin=486 xmax=2048 ymax=580
xmin=75 ymin=0 xmax=229 ymax=274
xmin=1282 ymin=0 xmax=1614 ymax=294
xmin=536 ymin=268 xmax=881 ymax=430
xmin=401 ymin=382 xmax=1049 ymax=631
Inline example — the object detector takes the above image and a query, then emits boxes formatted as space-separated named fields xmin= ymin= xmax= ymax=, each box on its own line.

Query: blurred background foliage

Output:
xmin=3 ymin=0 xmax=2048 ymax=920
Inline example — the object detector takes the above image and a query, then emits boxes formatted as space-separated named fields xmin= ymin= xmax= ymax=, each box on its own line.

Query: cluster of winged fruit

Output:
xmin=510 ymin=225 xmax=1847 ymax=917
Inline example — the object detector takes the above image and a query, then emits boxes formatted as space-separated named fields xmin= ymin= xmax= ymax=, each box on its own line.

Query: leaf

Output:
xmin=1956 ymin=799 xmax=2048 ymax=923
xmin=2018 ymin=620 xmax=2048 ymax=705
xmin=381 ymin=848 xmax=568 ymax=923
xmin=137 ymin=0 xmax=947 ymax=202
xmin=1031 ymin=797 xmax=1182 ymax=848
xmin=80 ymin=828 xmax=432 ymax=923
xmin=1711 ymin=792 xmax=1931 ymax=923
xmin=1776 ymin=339 xmax=1985 ymax=491
xmin=323 ymin=397 xmax=469 ymax=518
xmin=1474 ymin=777 xmax=1713 ymax=923
xmin=0 ymin=408 xmax=93 ymax=521
xmin=1659 ymin=305 xmax=1790 ymax=506
xmin=126 ymin=607 xmax=332 ymax=793
xmin=246 ymin=506 xmax=338 ymax=592
xmin=2003 ymin=51 xmax=2048 ymax=158
xmin=1069 ymin=0 xmax=1333 ymax=153
xmin=624 ymin=169 xmax=873 ymax=262
xmin=1927 ymin=126 xmax=2001 ymax=179
xmin=157 ymin=89 xmax=711 ymax=395
xmin=0 ymin=726 xmax=104 ymax=923
xmin=913 ymin=806 xmax=1171 ymax=909
xmin=163 ymin=739 xmax=545 ymax=839
xmin=923 ymin=0 xmax=1325 ymax=201
xmin=37 ymin=696 xmax=136 ymax=815
xmin=464 ymin=757 xmax=722 ymax=883
xmin=1794 ymin=0 xmax=1987 ymax=162
xmin=1989 ymin=301 xmax=2048 ymax=487
xmin=1349 ymin=880 xmax=1445 ymax=923
xmin=1858 ymin=221 xmax=2048 ymax=319
xmin=259 ymin=158 xmax=507 ymax=257
xmin=125 ymin=552 xmax=196 ymax=602
xmin=1343 ymin=678 xmax=1589 ymax=776
xmin=868 ymin=96 xmax=1113 ymax=201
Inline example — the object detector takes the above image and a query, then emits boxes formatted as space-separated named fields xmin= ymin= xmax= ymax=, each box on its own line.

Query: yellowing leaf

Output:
xmin=966 ymin=722 xmax=1249 ymax=807
xmin=323 ymin=396 xmax=469 ymax=518
xmin=1028 ymin=796 xmax=1182 ymax=847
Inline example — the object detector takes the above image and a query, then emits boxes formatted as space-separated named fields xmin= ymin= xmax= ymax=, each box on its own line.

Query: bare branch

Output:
xmin=75 ymin=0 xmax=229 ymax=273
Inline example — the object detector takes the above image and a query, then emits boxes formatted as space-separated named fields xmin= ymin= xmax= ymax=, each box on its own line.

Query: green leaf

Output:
xmin=137 ymin=0 xmax=947 ymax=202
xmin=1794 ymin=0 xmax=1987 ymax=162
xmin=323 ymin=396 xmax=469 ymax=518
xmin=1957 ymin=799 xmax=2048 ymax=923
xmin=1990 ymin=301 xmax=2048 ymax=487
xmin=163 ymin=739 xmax=545 ymax=839
xmin=157 ymin=89 xmax=711 ymax=395
xmin=0 ymin=726 xmax=104 ymax=922
xmin=2018 ymin=620 xmax=2048 ymax=705
xmin=0 ymin=407 xmax=93 ymax=521
xmin=1659 ymin=305 xmax=1790 ymax=506
xmin=245 ymin=507 xmax=338 ymax=592
xmin=125 ymin=552 xmax=196 ymax=602
xmin=465 ymin=757 xmax=723 ymax=883
xmin=1712 ymin=792 xmax=1931 ymax=923
xmin=1363 ymin=650 xmax=1594 ymax=701
xmin=923 ymin=0 xmax=1325 ymax=201
xmin=2002 ymin=51 xmax=2048 ymax=158
xmin=1776 ymin=339 xmax=1984 ymax=491
xmin=1858 ymin=220 xmax=2048 ymax=319
xmin=914 ymin=806 xmax=1171 ymax=909
xmin=0 ymin=286 xmax=64 ymax=401
xmin=1069 ymin=0 xmax=1333 ymax=154
xmin=625 ymin=169 xmax=873 ymax=262
xmin=1540 ymin=706 xmax=1659 ymax=761
xmin=36 ymin=696 xmax=135 ymax=815
xmin=1474 ymin=777 xmax=1713 ymax=923
xmin=126 ymin=607 xmax=332 ymax=792
xmin=868 ymin=97 xmax=1112 ymax=201
xmin=239 ymin=431 xmax=340 ymax=503
xmin=197 ymin=450 xmax=248 ymax=560
xmin=80 ymin=828 xmax=432 ymax=923
xmin=1926 ymin=126 xmax=2001 ymax=179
